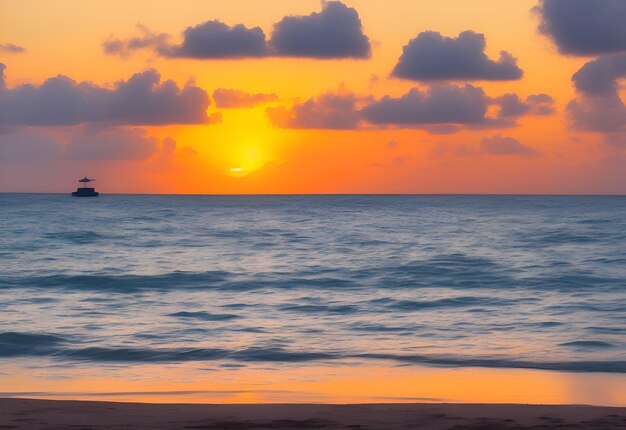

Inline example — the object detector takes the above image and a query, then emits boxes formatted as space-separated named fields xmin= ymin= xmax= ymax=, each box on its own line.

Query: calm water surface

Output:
xmin=1 ymin=194 xmax=625 ymax=404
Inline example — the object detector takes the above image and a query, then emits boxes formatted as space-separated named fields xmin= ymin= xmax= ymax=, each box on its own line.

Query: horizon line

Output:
xmin=1 ymin=192 xmax=625 ymax=197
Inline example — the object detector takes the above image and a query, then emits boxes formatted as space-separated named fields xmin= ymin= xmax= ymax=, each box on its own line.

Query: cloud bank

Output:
xmin=267 ymin=85 xmax=554 ymax=132
xmin=392 ymin=31 xmax=523 ymax=81
xmin=103 ymin=1 xmax=370 ymax=60
xmin=65 ymin=127 xmax=160 ymax=160
xmin=363 ymin=85 xmax=489 ymax=126
xmin=0 ymin=127 xmax=171 ymax=162
xmin=0 ymin=65 xmax=214 ymax=126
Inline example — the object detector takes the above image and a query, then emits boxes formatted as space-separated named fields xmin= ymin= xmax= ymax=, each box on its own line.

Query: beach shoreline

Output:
xmin=2 ymin=398 xmax=626 ymax=429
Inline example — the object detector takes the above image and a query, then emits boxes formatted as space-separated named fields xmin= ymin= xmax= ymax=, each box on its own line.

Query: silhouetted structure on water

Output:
xmin=72 ymin=177 xmax=99 ymax=197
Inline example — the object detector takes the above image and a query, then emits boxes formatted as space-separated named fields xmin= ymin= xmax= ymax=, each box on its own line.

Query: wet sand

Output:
xmin=1 ymin=398 xmax=626 ymax=429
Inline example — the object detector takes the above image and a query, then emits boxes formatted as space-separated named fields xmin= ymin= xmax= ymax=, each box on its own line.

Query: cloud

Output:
xmin=567 ymin=54 xmax=626 ymax=134
xmin=0 ymin=64 xmax=6 ymax=88
xmin=0 ymin=129 xmax=61 ymax=162
xmin=267 ymin=85 xmax=555 ymax=131
xmin=102 ymin=24 xmax=169 ymax=58
xmin=0 ymin=64 xmax=214 ymax=126
xmin=65 ymin=127 xmax=160 ymax=160
xmin=431 ymin=135 xmax=541 ymax=158
xmin=267 ymin=91 xmax=361 ymax=129
xmin=0 ymin=43 xmax=26 ymax=54
xmin=480 ymin=134 xmax=541 ymax=157
xmin=212 ymin=88 xmax=278 ymax=108
xmin=494 ymin=93 xmax=555 ymax=119
xmin=164 ymin=21 xmax=268 ymax=59
xmin=0 ymin=126 xmax=169 ymax=163
xmin=105 ymin=2 xmax=370 ymax=60
xmin=392 ymin=31 xmax=523 ymax=81
xmin=430 ymin=142 xmax=476 ymax=158
xmin=604 ymin=133 xmax=626 ymax=148
xmin=362 ymin=84 xmax=489 ymax=126
xmin=534 ymin=0 xmax=626 ymax=56
xmin=571 ymin=54 xmax=626 ymax=97
xmin=269 ymin=1 xmax=371 ymax=58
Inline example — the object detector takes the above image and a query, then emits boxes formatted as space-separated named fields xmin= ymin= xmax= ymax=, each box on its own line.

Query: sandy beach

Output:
xmin=1 ymin=399 xmax=626 ymax=429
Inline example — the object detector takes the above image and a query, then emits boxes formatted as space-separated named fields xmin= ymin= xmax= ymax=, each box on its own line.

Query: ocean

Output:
xmin=1 ymin=194 xmax=625 ymax=404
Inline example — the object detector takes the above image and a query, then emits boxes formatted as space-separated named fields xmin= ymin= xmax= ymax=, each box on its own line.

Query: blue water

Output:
xmin=1 ymin=194 xmax=625 ymax=375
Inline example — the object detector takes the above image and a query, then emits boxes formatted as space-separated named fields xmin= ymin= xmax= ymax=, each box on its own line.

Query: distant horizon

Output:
xmin=3 ymin=191 xmax=626 ymax=197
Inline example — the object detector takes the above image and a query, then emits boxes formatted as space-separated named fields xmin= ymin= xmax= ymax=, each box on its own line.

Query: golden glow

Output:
xmin=0 ymin=0 xmax=619 ymax=193
xmin=2 ymin=362 xmax=625 ymax=406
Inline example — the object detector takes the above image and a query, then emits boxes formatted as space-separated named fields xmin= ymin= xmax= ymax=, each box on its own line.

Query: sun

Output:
xmin=226 ymin=146 xmax=266 ymax=177
xmin=227 ymin=166 xmax=248 ymax=177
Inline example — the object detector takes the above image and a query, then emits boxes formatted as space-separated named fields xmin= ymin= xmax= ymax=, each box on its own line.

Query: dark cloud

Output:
xmin=267 ymin=91 xmax=361 ymax=129
xmin=213 ymin=88 xmax=278 ymax=108
xmin=105 ymin=2 xmax=371 ymax=61
xmin=494 ymin=93 xmax=555 ymax=119
xmin=0 ymin=64 xmax=214 ymax=126
xmin=102 ymin=25 xmax=169 ymax=58
xmin=392 ymin=31 xmax=523 ymax=81
xmin=567 ymin=54 xmax=626 ymax=135
xmin=362 ymin=85 xmax=489 ymax=126
xmin=480 ymin=134 xmax=541 ymax=157
xmin=534 ymin=0 xmax=626 ymax=56
xmin=571 ymin=54 xmax=626 ymax=96
xmin=267 ymin=85 xmax=555 ymax=131
xmin=0 ymin=43 xmax=26 ymax=54
xmin=269 ymin=1 xmax=371 ymax=58
xmin=165 ymin=21 xmax=268 ymax=59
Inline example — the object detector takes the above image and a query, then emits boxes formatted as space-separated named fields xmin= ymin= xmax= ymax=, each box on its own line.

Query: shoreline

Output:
xmin=2 ymin=398 xmax=626 ymax=429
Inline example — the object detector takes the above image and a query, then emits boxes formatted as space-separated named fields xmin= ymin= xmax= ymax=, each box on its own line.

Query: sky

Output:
xmin=1 ymin=0 xmax=625 ymax=194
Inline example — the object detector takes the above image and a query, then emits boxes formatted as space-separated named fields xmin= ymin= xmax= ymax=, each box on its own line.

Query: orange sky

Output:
xmin=1 ymin=0 xmax=625 ymax=194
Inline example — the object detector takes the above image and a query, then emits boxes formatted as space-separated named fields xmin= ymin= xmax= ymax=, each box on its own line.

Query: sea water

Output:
xmin=1 ymin=194 xmax=625 ymax=403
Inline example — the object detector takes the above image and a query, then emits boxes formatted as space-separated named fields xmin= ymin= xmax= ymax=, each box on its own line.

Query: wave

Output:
xmin=355 ymin=353 xmax=626 ymax=373
xmin=0 ymin=332 xmax=64 ymax=357
xmin=559 ymin=341 xmax=616 ymax=349
xmin=43 ymin=231 xmax=107 ymax=245
xmin=381 ymin=296 xmax=526 ymax=312
xmin=168 ymin=311 xmax=241 ymax=321
xmin=2 ymin=331 xmax=624 ymax=373
xmin=278 ymin=304 xmax=360 ymax=315
xmin=0 ymin=271 xmax=230 ymax=293
xmin=1 ymin=251 xmax=624 ymax=294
